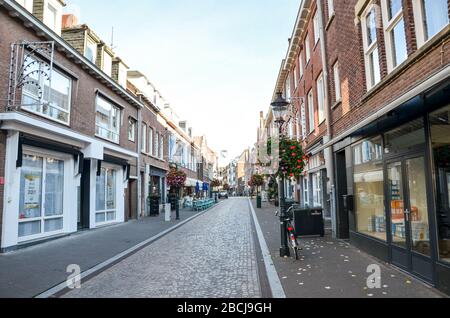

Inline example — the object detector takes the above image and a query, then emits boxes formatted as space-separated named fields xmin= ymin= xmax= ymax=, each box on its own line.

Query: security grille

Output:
xmin=7 ymin=41 xmax=54 ymax=111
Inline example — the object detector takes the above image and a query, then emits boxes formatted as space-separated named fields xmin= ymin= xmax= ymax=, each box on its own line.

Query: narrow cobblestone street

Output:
xmin=63 ymin=198 xmax=261 ymax=298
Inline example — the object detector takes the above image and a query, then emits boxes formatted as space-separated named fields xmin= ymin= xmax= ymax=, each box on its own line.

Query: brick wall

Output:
xmin=61 ymin=28 xmax=86 ymax=56
xmin=0 ymin=9 xmax=139 ymax=153
xmin=32 ymin=0 xmax=44 ymax=21
xmin=330 ymin=0 xmax=450 ymax=138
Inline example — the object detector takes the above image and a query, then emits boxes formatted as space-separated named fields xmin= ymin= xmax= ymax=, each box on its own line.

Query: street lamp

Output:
xmin=271 ymin=92 xmax=290 ymax=258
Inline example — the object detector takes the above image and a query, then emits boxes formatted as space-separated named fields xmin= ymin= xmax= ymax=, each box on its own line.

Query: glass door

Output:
xmin=387 ymin=155 xmax=433 ymax=281
xmin=19 ymin=153 xmax=65 ymax=241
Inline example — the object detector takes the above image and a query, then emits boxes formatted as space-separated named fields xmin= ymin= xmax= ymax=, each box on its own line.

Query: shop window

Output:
xmin=430 ymin=105 xmax=450 ymax=263
xmin=384 ymin=118 xmax=425 ymax=154
xmin=413 ymin=0 xmax=449 ymax=47
xmin=22 ymin=56 xmax=72 ymax=124
xmin=95 ymin=167 xmax=117 ymax=224
xmin=19 ymin=154 xmax=64 ymax=240
xmin=353 ymin=137 xmax=386 ymax=241
xmin=95 ymin=96 xmax=120 ymax=144
xmin=361 ymin=5 xmax=381 ymax=89
xmin=381 ymin=0 xmax=408 ymax=72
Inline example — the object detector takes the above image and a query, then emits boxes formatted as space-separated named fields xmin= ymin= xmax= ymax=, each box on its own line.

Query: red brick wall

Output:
xmin=289 ymin=1 xmax=328 ymax=150
xmin=331 ymin=0 xmax=450 ymax=137
xmin=0 ymin=9 xmax=139 ymax=153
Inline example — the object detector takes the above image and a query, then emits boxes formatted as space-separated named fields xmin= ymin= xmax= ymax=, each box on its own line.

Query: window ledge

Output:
xmin=331 ymin=100 xmax=342 ymax=110
xmin=95 ymin=134 xmax=120 ymax=145
xmin=326 ymin=13 xmax=335 ymax=31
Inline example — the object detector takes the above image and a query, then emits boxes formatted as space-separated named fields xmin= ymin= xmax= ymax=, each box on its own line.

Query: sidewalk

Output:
xmin=0 ymin=208 xmax=204 ymax=298
xmin=251 ymin=200 xmax=444 ymax=298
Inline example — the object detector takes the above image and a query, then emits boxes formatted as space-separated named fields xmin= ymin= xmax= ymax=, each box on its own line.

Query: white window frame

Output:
xmin=305 ymin=34 xmax=311 ymax=64
xmin=85 ymin=38 xmax=97 ymax=64
xmin=160 ymin=135 xmax=164 ymax=160
xmin=21 ymin=56 xmax=72 ymax=126
xmin=333 ymin=61 xmax=341 ymax=102
xmin=103 ymin=51 xmax=113 ymax=77
xmin=293 ymin=66 xmax=298 ymax=89
xmin=141 ymin=124 xmax=147 ymax=153
xmin=308 ymin=90 xmax=315 ymax=134
xmin=300 ymin=102 xmax=307 ymax=140
xmin=95 ymin=166 xmax=118 ymax=225
xmin=317 ymin=73 xmax=325 ymax=124
xmin=412 ymin=0 xmax=450 ymax=48
xmin=313 ymin=11 xmax=320 ymax=45
xmin=381 ymin=0 xmax=408 ymax=72
xmin=155 ymin=133 xmax=159 ymax=159
xmin=128 ymin=117 xmax=135 ymax=142
xmin=299 ymin=51 xmax=304 ymax=79
xmin=285 ymin=74 xmax=291 ymax=100
xmin=149 ymin=127 xmax=154 ymax=156
xmin=361 ymin=4 xmax=381 ymax=90
xmin=303 ymin=177 xmax=309 ymax=206
xmin=312 ymin=172 xmax=322 ymax=207
xmin=95 ymin=96 xmax=121 ymax=144
xmin=328 ymin=0 xmax=335 ymax=18
xmin=18 ymin=149 xmax=70 ymax=243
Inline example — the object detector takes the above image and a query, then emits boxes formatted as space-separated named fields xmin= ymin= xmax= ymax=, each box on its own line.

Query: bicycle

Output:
xmin=276 ymin=206 xmax=301 ymax=260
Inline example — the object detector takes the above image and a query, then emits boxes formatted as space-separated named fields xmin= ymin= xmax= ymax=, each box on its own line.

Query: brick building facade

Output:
xmin=0 ymin=0 xmax=216 ymax=253
xmin=266 ymin=0 xmax=450 ymax=294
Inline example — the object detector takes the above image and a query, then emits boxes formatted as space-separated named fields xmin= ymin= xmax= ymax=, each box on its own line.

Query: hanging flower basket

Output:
xmin=167 ymin=168 xmax=187 ymax=189
xmin=278 ymin=137 xmax=308 ymax=180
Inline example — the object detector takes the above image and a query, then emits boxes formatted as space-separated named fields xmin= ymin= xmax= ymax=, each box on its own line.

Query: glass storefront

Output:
xmin=430 ymin=104 xmax=450 ymax=264
xmin=19 ymin=154 xmax=64 ymax=239
xmin=95 ymin=167 xmax=117 ymax=224
xmin=353 ymin=137 xmax=386 ymax=241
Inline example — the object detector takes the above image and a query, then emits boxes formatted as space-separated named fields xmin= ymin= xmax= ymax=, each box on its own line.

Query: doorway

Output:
xmin=386 ymin=155 xmax=433 ymax=282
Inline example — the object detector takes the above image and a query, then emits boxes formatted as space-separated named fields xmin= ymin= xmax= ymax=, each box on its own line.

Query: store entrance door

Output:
xmin=387 ymin=155 xmax=433 ymax=282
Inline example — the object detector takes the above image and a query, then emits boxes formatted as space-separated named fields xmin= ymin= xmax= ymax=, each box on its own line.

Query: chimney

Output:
xmin=62 ymin=14 xmax=79 ymax=29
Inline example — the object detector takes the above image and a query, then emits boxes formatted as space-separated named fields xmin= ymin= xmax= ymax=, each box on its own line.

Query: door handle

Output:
xmin=404 ymin=209 xmax=410 ymax=222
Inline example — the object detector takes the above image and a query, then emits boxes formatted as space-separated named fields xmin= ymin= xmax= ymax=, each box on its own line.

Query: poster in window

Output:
xmin=22 ymin=174 xmax=41 ymax=218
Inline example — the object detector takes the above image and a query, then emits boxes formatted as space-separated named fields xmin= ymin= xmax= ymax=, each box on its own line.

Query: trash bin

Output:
xmin=293 ymin=207 xmax=325 ymax=237
xmin=256 ymin=195 xmax=262 ymax=208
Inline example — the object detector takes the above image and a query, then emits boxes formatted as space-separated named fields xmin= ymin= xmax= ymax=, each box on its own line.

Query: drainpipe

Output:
xmin=137 ymin=95 xmax=143 ymax=220
xmin=317 ymin=0 xmax=336 ymax=238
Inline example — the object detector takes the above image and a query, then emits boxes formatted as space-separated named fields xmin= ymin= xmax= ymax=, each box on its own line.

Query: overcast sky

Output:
xmin=65 ymin=0 xmax=299 ymax=163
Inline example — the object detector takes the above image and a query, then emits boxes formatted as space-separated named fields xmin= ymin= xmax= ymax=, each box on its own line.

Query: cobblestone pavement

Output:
xmin=63 ymin=198 xmax=261 ymax=298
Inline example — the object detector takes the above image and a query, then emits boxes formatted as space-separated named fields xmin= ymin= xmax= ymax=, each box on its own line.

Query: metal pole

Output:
xmin=278 ymin=123 xmax=290 ymax=257
xmin=176 ymin=187 xmax=180 ymax=220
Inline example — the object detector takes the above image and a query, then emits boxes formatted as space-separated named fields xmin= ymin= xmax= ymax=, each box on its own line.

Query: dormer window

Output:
xmin=86 ymin=38 xmax=97 ymax=64
xmin=103 ymin=51 xmax=112 ymax=77
xmin=44 ymin=3 xmax=57 ymax=31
